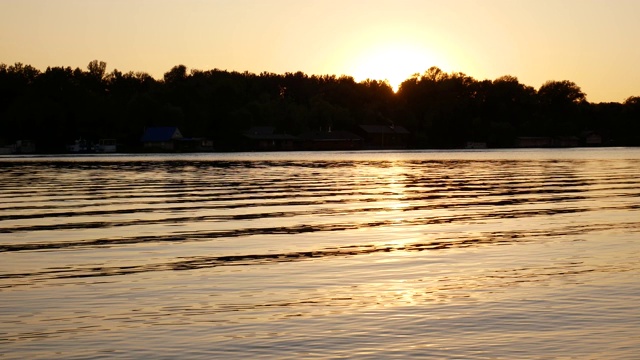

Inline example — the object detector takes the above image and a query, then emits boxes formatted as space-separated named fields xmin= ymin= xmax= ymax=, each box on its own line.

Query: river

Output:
xmin=1 ymin=148 xmax=639 ymax=359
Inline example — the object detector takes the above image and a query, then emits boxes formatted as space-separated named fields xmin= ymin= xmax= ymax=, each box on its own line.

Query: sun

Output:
xmin=349 ymin=43 xmax=439 ymax=92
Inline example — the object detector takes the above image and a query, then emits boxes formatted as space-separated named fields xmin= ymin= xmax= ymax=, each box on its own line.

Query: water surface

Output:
xmin=1 ymin=148 xmax=639 ymax=359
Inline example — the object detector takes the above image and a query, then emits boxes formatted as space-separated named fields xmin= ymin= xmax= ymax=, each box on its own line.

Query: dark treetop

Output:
xmin=1 ymin=61 xmax=639 ymax=152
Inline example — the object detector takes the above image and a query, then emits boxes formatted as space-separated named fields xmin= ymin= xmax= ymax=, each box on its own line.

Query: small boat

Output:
xmin=67 ymin=139 xmax=93 ymax=153
xmin=94 ymin=139 xmax=117 ymax=153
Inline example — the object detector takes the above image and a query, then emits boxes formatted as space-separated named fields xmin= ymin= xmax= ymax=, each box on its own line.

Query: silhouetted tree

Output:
xmin=163 ymin=65 xmax=188 ymax=84
xmin=537 ymin=80 xmax=586 ymax=136
xmin=2 ymin=61 xmax=640 ymax=151
xmin=87 ymin=60 xmax=107 ymax=80
xmin=538 ymin=80 xmax=586 ymax=108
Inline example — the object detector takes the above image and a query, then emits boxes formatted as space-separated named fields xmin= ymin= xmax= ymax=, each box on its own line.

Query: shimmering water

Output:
xmin=1 ymin=148 xmax=639 ymax=359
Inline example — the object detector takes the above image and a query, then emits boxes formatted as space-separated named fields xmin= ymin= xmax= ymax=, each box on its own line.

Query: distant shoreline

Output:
xmin=2 ymin=63 xmax=640 ymax=153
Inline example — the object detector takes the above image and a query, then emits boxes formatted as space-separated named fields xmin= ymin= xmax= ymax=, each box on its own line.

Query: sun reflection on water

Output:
xmin=2 ymin=150 xmax=640 ymax=359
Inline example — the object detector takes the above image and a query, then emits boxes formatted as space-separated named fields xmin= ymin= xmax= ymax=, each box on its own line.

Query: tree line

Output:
xmin=1 ymin=60 xmax=639 ymax=152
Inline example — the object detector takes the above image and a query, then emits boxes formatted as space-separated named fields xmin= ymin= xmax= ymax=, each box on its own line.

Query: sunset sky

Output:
xmin=2 ymin=0 xmax=640 ymax=102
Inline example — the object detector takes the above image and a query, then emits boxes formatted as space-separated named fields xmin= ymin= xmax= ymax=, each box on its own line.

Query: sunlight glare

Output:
xmin=350 ymin=43 xmax=439 ymax=92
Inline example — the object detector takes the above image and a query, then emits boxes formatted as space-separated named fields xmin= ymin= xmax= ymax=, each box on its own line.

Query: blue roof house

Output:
xmin=141 ymin=127 xmax=183 ymax=151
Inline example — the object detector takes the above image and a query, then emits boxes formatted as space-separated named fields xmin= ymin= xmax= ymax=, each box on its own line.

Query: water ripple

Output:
xmin=1 ymin=149 xmax=640 ymax=359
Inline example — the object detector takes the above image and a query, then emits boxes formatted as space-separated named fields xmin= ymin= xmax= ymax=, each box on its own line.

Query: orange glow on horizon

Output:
xmin=347 ymin=43 xmax=445 ymax=92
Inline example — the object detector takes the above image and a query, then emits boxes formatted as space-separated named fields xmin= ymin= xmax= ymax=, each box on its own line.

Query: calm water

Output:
xmin=1 ymin=148 xmax=639 ymax=359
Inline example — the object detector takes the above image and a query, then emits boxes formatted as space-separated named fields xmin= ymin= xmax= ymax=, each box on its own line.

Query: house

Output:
xmin=67 ymin=138 xmax=93 ymax=153
xmin=95 ymin=139 xmax=118 ymax=153
xmin=516 ymin=136 xmax=580 ymax=148
xmin=554 ymin=136 xmax=580 ymax=148
xmin=298 ymin=130 xmax=363 ymax=150
xmin=141 ymin=127 xmax=183 ymax=151
xmin=0 ymin=145 xmax=11 ymax=155
xmin=465 ymin=141 xmax=487 ymax=149
xmin=516 ymin=137 xmax=553 ymax=148
xmin=196 ymin=139 xmax=215 ymax=152
xmin=1 ymin=140 xmax=36 ymax=154
xmin=582 ymin=131 xmax=603 ymax=146
xmin=0 ymin=140 xmax=15 ymax=154
xmin=243 ymin=127 xmax=298 ymax=151
xmin=357 ymin=124 xmax=410 ymax=149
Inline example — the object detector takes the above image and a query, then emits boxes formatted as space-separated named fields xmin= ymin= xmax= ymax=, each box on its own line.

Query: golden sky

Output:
xmin=2 ymin=0 xmax=640 ymax=102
